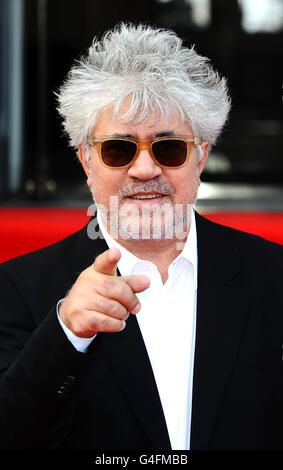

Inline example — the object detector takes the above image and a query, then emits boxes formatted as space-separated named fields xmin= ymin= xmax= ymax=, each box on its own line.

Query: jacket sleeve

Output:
xmin=0 ymin=269 xmax=94 ymax=449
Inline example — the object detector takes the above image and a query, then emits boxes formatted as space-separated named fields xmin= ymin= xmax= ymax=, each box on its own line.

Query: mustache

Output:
xmin=118 ymin=179 xmax=175 ymax=197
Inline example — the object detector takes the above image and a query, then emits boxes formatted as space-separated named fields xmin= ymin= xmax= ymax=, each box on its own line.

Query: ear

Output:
xmin=197 ymin=141 xmax=209 ymax=176
xmin=78 ymin=144 xmax=93 ymax=188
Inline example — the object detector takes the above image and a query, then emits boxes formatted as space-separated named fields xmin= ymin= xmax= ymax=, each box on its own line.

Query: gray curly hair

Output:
xmin=56 ymin=23 xmax=231 ymax=151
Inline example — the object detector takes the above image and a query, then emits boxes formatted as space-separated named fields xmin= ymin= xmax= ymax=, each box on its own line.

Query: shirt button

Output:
xmin=65 ymin=375 xmax=77 ymax=384
xmin=56 ymin=390 xmax=68 ymax=399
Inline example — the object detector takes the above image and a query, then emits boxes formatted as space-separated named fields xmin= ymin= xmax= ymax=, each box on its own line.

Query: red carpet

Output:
xmin=0 ymin=207 xmax=282 ymax=263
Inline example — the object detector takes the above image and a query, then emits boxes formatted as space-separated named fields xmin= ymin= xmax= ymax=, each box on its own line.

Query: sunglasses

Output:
xmin=87 ymin=136 xmax=201 ymax=169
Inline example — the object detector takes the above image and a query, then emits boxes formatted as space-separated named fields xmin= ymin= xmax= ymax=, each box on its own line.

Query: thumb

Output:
xmin=93 ymin=247 xmax=121 ymax=276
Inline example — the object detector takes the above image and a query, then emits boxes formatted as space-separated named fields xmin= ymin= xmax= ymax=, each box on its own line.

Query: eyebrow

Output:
xmin=155 ymin=131 xmax=176 ymax=137
xmin=112 ymin=131 xmax=177 ymax=139
xmin=112 ymin=133 xmax=134 ymax=138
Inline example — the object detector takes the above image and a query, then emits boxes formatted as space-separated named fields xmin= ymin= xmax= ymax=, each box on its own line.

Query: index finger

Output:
xmin=93 ymin=247 xmax=121 ymax=276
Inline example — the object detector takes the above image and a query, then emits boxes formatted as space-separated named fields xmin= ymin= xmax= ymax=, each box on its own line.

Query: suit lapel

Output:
xmin=97 ymin=315 xmax=171 ymax=449
xmin=74 ymin=219 xmax=171 ymax=449
xmin=190 ymin=213 xmax=251 ymax=449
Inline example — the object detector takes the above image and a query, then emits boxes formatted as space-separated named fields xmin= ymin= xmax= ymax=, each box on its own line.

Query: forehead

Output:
xmin=92 ymin=99 xmax=193 ymax=138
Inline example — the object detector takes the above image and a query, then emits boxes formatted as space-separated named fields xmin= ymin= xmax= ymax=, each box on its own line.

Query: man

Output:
xmin=0 ymin=23 xmax=282 ymax=451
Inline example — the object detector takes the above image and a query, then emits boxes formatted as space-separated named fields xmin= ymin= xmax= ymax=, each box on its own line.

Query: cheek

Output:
xmin=167 ymin=166 xmax=200 ymax=204
xmin=91 ymin=168 xmax=125 ymax=205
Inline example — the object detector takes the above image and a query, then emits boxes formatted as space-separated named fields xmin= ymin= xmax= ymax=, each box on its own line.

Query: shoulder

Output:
xmin=0 ymin=226 xmax=92 ymax=321
xmin=0 ymin=227 xmax=83 ymax=277
xmin=0 ymin=226 xmax=88 ymax=310
xmin=0 ymin=218 xmax=107 ymax=313
xmin=196 ymin=211 xmax=282 ymax=250
xmin=195 ymin=212 xmax=283 ymax=273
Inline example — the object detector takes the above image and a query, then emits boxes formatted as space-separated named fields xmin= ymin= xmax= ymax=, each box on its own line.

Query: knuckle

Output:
xmin=77 ymin=267 xmax=91 ymax=282
xmin=95 ymin=296 xmax=108 ymax=312
xmin=106 ymin=301 xmax=121 ymax=317
xmin=127 ymin=295 xmax=139 ymax=312
xmin=96 ymin=297 xmax=116 ymax=317
xmin=70 ymin=318 xmax=89 ymax=337
xmin=114 ymin=281 xmax=129 ymax=300
xmin=100 ymin=275 xmax=114 ymax=292
xmin=72 ymin=325 xmax=84 ymax=337
xmin=98 ymin=316 xmax=108 ymax=332
xmin=123 ymin=310 xmax=130 ymax=320
xmin=88 ymin=315 xmax=102 ymax=333
xmin=100 ymin=277 xmax=127 ymax=301
xmin=89 ymin=315 xmax=120 ymax=333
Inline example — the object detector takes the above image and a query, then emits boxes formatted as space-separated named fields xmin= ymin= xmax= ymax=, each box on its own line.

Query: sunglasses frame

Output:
xmin=87 ymin=135 xmax=201 ymax=169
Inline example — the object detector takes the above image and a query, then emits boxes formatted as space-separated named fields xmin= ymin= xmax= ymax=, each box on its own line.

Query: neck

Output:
xmin=117 ymin=235 xmax=188 ymax=283
xmin=98 ymin=209 xmax=193 ymax=283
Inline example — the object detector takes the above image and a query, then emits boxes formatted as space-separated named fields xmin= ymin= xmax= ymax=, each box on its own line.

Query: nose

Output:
xmin=127 ymin=149 xmax=162 ymax=180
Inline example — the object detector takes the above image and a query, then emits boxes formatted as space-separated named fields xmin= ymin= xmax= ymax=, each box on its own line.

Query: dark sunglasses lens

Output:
xmin=101 ymin=140 xmax=137 ymax=167
xmin=152 ymin=139 xmax=187 ymax=167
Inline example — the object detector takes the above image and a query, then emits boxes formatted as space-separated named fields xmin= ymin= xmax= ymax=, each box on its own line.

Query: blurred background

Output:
xmin=0 ymin=0 xmax=283 ymax=261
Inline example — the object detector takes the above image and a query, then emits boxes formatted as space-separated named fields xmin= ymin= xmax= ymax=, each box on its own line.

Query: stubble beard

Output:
xmin=90 ymin=177 xmax=200 ymax=242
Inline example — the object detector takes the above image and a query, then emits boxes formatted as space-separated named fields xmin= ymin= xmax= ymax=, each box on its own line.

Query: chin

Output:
xmin=110 ymin=210 xmax=191 ymax=242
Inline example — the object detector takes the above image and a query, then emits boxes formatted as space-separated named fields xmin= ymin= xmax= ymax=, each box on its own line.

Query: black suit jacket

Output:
xmin=0 ymin=212 xmax=282 ymax=450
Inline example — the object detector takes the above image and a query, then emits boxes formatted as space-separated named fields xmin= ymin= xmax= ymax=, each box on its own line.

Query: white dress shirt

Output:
xmin=58 ymin=209 xmax=198 ymax=450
